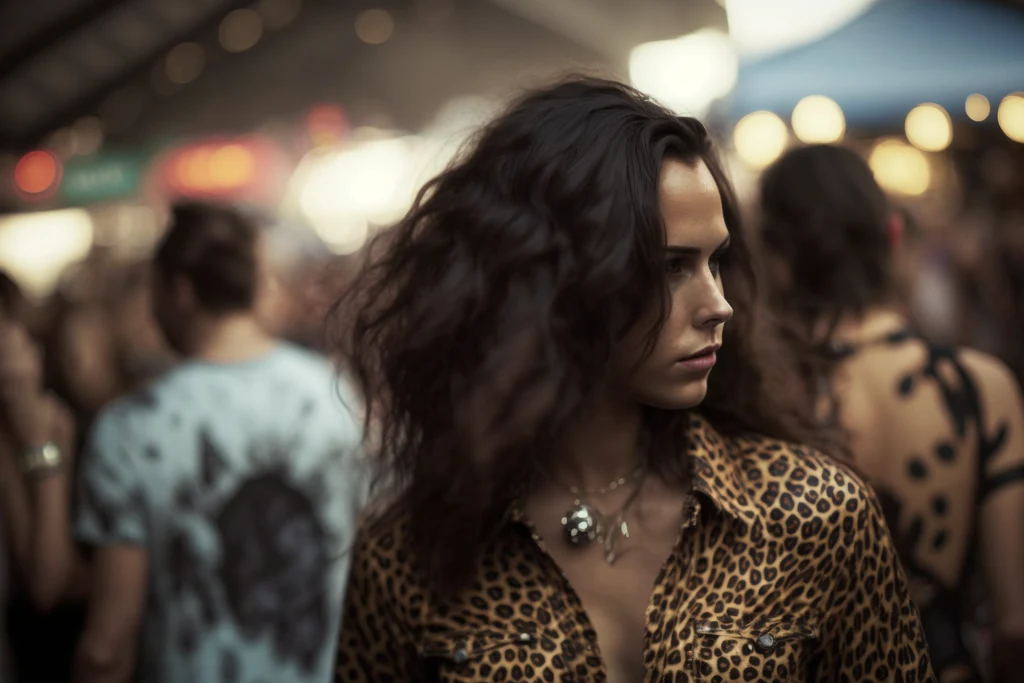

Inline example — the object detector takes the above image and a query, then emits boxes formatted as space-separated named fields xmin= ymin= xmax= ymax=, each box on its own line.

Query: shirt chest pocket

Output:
xmin=419 ymin=629 xmax=543 ymax=682
xmin=690 ymin=615 xmax=820 ymax=683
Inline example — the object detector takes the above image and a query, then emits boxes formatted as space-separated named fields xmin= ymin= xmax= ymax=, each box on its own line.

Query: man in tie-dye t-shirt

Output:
xmin=74 ymin=203 xmax=366 ymax=683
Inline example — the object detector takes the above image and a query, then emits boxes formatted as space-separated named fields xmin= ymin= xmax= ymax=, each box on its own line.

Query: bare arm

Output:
xmin=3 ymin=395 xmax=89 ymax=611
xmin=0 ymin=323 xmax=88 ymax=608
xmin=969 ymin=353 xmax=1024 ymax=682
xmin=75 ymin=545 xmax=146 ymax=683
xmin=73 ymin=406 xmax=149 ymax=683
xmin=0 ymin=429 xmax=32 ymax=585
xmin=27 ymin=468 xmax=90 ymax=610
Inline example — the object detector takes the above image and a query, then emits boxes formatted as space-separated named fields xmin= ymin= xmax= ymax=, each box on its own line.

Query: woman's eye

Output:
xmin=665 ymin=258 xmax=687 ymax=275
xmin=709 ymin=257 xmax=721 ymax=276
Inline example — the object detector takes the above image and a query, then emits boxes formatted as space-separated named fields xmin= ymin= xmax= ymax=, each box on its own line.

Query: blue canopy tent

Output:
xmin=725 ymin=0 xmax=1024 ymax=127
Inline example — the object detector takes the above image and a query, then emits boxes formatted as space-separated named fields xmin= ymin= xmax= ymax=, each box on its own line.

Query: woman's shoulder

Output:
xmin=723 ymin=429 xmax=880 ymax=527
xmin=352 ymin=502 xmax=414 ymax=564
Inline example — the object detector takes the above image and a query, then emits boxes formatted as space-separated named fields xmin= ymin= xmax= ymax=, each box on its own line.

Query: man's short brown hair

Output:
xmin=154 ymin=202 xmax=260 ymax=313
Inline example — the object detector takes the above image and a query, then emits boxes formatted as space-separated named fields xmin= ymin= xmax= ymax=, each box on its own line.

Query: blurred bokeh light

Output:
xmin=628 ymin=30 xmax=737 ymax=117
xmin=965 ymin=94 xmax=991 ymax=122
xmin=164 ymin=42 xmax=206 ymax=86
xmin=70 ymin=117 xmax=104 ymax=157
xmin=355 ymin=8 xmax=394 ymax=45
xmin=791 ymin=95 xmax=846 ymax=144
xmin=725 ymin=0 xmax=877 ymax=56
xmin=869 ymin=138 xmax=931 ymax=196
xmin=14 ymin=150 xmax=61 ymax=196
xmin=256 ymin=0 xmax=302 ymax=30
xmin=905 ymin=103 xmax=953 ymax=152
xmin=0 ymin=209 xmax=93 ymax=297
xmin=998 ymin=92 xmax=1024 ymax=143
xmin=220 ymin=9 xmax=264 ymax=53
xmin=733 ymin=111 xmax=788 ymax=168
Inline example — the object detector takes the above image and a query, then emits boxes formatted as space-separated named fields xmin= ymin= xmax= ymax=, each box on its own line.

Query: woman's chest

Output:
xmin=417 ymin=528 xmax=825 ymax=682
xmin=418 ymin=600 xmax=822 ymax=682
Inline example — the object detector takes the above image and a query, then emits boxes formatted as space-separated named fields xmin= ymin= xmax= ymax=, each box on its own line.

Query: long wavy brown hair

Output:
xmin=758 ymin=144 xmax=898 ymax=402
xmin=331 ymin=77 xmax=841 ymax=595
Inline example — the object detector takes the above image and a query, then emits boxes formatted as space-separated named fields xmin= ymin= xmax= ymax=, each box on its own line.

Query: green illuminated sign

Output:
xmin=59 ymin=153 xmax=146 ymax=205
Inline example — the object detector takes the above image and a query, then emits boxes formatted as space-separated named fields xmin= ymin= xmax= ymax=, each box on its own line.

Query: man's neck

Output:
xmin=191 ymin=314 xmax=277 ymax=364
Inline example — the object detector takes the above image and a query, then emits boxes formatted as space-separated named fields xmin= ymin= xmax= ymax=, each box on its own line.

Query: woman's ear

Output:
xmin=887 ymin=212 xmax=905 ymax=248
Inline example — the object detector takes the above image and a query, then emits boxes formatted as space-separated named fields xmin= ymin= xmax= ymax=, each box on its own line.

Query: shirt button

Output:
xmin=452 ymin=648 xmax=468 ymax=663
xmin=756 ymin=633 xmax=776 ymax=652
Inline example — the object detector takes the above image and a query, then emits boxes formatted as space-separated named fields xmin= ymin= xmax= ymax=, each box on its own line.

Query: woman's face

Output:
xmin=58 ymin=306 xmax=119 ymax=414
xmin=610 ymin=159 xmax=733 ymax=410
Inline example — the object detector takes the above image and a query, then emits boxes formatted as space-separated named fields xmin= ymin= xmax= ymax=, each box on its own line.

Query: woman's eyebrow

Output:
xmin=665 ymin=235 xmax=731 ymax=255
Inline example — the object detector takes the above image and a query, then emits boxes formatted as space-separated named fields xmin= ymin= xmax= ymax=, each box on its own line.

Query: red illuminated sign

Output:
xmin=13 ymin=150 xmax=62 ymax=198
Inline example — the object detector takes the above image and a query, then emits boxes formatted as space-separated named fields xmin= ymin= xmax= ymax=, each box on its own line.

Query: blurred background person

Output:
xmin=0 ymin=276 xmax=88 ymax=683
xmin=72 ymin=202 xmax=365 ymax=683
xmin=0 ymin=274 xmax=28 ymax=329
xmin=990 ymin=209 xmax=1024 ymax=385
xmin=758 ymin=144 xmax=1024 ymax=683
xmin=0 ymin=271 xmax=29 ymax=683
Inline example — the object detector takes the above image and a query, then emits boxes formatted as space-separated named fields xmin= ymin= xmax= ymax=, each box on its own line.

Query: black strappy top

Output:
xmin=820 ymin=329 xmax=1023 ymax=682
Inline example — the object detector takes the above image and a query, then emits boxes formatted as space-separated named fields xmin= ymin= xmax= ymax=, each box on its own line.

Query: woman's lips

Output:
xmin=676 ymin=349 xmax=717 ymax=372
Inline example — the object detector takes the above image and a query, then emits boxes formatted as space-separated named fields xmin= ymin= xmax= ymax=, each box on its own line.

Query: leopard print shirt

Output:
xmin=334 ymin=413 xmax=936 ymax=682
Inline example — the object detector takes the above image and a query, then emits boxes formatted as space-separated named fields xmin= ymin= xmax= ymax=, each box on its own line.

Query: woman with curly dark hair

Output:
xmin=332 ymin=78 xmax=934 ymax=682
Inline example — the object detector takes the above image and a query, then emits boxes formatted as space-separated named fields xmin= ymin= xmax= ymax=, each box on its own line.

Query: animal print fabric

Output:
xmin=334 ymin=413 xmax=935 ymax=682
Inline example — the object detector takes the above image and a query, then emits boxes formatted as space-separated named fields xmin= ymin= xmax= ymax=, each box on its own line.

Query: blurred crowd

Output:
xmin=895 ymin=203 xmax=1024 ymax=385
xmin=0 ymin=167 xmax=1021 ymax=683
xmin=0 ymin=217 xmax=356 ymax=682
xmin=4 ymin=199 xmax=1023 ymax=432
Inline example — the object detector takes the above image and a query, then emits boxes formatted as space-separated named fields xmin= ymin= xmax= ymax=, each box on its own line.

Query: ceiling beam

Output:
xmin=0 ymin=0 xmax=130 ymax=80
xmin=484 ymin=0 xmax=633 ymax=62
xmin=0 ymin=0 xmax=253 ymax=150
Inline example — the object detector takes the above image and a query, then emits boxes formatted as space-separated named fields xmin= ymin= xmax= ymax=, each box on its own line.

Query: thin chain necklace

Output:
xmin=568 ymin=465 xmax=644 ymax=496
xmin=561 ymin=466 xmax=646 ymax=564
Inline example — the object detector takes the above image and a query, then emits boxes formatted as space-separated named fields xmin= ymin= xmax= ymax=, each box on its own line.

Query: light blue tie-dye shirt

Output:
xmin=75 ymin=344 xmax=366 ymax=683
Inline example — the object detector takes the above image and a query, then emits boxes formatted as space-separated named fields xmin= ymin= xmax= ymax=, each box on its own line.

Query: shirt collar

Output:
xmin=685 ymin=412 xmax=757 ymax=522
xmin=507 ymin=411 xmax=756 ymax=525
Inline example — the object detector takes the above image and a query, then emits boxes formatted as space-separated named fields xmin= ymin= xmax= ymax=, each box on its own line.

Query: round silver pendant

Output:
xmin=561 ymin=503 xmax=600 ymax=547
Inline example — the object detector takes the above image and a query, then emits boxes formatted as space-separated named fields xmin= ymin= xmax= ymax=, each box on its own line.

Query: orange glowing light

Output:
xmin=208 ymin=144 xmax=255 ymax=187
xmin=14 ymin=150 xmax=61 ymax=195
xmin=175 ymin=150 xmax=211 ymax=187
xmin=166 ymin=140 xmax=262 ymax=195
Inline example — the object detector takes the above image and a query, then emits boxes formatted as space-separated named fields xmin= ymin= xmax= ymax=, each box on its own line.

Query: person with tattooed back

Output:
xmin=759 ymin=145 xmax=1024 ymax=683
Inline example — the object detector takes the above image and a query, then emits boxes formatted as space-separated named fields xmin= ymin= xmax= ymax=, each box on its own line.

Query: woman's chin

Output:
xmin=642 ymin=379 xmax=709 ymax=411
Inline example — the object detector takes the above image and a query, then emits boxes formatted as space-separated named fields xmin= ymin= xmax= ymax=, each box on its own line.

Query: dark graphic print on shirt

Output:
xmin=158 ymin=427 xmax=340 ymax=675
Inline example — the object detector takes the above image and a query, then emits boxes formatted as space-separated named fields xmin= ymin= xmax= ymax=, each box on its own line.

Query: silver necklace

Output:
xmin=561 ymin=466 xmax=645 ymax=564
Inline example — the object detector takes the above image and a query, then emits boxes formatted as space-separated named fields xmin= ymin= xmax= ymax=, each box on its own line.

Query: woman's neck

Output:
xmin=544 ymin=388 xmax=646 ymax=493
